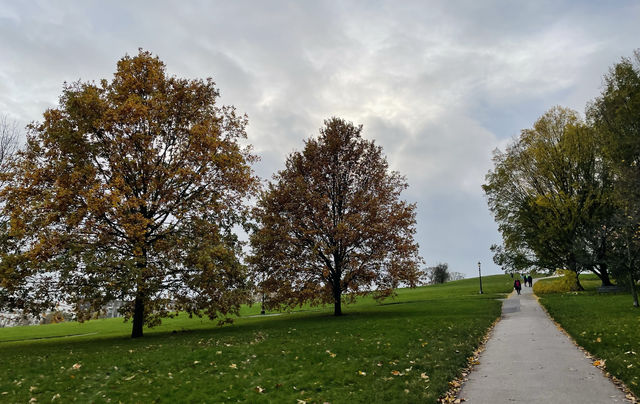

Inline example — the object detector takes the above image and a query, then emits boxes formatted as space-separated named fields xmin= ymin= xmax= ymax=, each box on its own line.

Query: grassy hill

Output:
xmin=0 ymin=275 xmax=513 ymax=403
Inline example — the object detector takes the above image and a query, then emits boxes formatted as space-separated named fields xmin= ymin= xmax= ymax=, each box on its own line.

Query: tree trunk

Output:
xmin=334 ymin=295 xmax=342 ymax=316
xmin=626 ymin=238 xmax=638 ymax=308
xmin=630 ymin=272 xmax=639 ymax=308
xmin=132 ymin=247 xmax=148 ymax=338
xmin=131 ymin=291 xmax=145 ymax=338
xmin=568 ymin=256 xmax=584 ymax=291
xmin=332 ymin=277 xmax=342 ymax=316
xmin=574 ymin=271 xmax=584 ymax=291
xmin=597 ymin=264 xmax=613 ymax=286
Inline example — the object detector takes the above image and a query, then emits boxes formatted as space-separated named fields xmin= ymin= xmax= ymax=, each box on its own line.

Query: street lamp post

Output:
xmin=478 ymin=261 xmax=483 ymax=294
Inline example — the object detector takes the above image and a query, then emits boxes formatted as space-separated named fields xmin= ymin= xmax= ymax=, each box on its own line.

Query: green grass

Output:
xmin=0 ymin=275 xmax=512 ymax=403
xmin=537 ymin=275 xmax=640 ymax=397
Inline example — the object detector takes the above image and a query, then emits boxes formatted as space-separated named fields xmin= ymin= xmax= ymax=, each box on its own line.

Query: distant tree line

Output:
xmin=484 ymin=50 xmax=640 ymax=307
xmin=0 ymin=50 xmax=423 ymax=337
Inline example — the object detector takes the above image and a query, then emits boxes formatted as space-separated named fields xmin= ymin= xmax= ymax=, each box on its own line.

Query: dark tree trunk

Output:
xmin=332 ymin=276 xmax=342 ymax=316
xmin=630 ymin=272 xmax=639 ymax=308
xmin=131 ymin=291 xmax=145 ymax=338
xmin=574 ymin=271 xmax=584 ymax=291
xmin=132 ymin=247 xmax=148 ymax=338
xmin=597 ymin=264 xmax=613 ymax=287
xmin=568 ymin=257 xmax=584 ymax=291
xmin=334 ymin=295 xmax=342 ymax=316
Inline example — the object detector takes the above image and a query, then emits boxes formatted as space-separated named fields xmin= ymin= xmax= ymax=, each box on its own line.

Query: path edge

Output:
xmin=439 ymin=292 xmax=514 ymax=403
xmin=534 ymin=292 xmax=638 ymax=404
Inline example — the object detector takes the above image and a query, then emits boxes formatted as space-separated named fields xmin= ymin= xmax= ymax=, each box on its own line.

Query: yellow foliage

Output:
xmin=533 ymin=269 xmax=581 ymax=294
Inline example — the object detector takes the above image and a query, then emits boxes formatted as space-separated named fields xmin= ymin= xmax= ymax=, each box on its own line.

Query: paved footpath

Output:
xmin=458 ymin=280 xmax=630 ymax=403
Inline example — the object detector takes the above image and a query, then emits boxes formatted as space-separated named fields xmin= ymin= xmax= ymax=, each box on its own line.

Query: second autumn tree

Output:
xmin=250 ymin=118 xmax=422 ymax=315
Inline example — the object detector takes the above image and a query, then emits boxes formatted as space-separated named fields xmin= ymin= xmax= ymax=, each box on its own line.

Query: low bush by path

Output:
xmin=537 ymin=276 xmax=640 ymax=398
xmin=0 ymin=275 xmax=512 ymax=403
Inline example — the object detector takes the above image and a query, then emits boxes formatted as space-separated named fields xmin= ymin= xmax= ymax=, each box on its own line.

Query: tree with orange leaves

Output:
xmin=250 ymin=118 xmax=422 ymax=316
xmin=2 ymin=50 xmax=258 ymax=337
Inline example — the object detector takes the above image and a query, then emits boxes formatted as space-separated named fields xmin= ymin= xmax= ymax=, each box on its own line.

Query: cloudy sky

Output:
xmin=1 ymin=1 xmax=639 ymax=278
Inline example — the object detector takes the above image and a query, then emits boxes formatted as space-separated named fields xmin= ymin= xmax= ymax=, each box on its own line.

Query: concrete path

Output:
xmin=458 ymin=280 xmax=630 ymax=403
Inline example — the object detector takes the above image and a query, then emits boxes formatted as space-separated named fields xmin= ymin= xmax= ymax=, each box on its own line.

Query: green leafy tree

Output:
xmin=2 ymin=50 xmax=259 ymax=337
xmin=428 ymin=263 xmax=450 ymax=284
xmin=484 ymin=106 xmax=616 ymax=288
xmin=250 ymin=118 xmax=422 ymax=316
xmin=588 ymin=50 xmax=640 ymax=306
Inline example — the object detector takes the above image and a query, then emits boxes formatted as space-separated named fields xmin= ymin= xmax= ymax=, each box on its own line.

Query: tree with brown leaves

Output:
xmin=2 ymin=50 xmax=258 ymax=337
xmin=250 ymin=118 xmax=422 ymax=316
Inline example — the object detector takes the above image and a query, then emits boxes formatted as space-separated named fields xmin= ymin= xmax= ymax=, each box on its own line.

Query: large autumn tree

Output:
xmin=2 ymin=50 xmax=258 ymax=337
xmin=249 ymin=118 xmax=422 ymax=316
xmin=483 ymin=106 xmax=615 ymax=288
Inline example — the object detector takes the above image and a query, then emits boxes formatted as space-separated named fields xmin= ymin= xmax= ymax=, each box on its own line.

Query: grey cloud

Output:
xmin=1 ymin=1 xmax=639 ymax=277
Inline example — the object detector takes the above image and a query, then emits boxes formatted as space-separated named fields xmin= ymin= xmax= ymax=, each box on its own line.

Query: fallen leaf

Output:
xmin=72 ymin=363 xmax=81 ymax=370
xmin=51 ymin=393 xmax=61 ymax=401
xmin=420 ymin=373 xmax=429 ymax=380
xmin=254 ymin=386 xmax=264 ymax=393
xmin=229 ymin=364 xmax=237 ymax=369
xmin=596 ymin=337 xmax=602 ymax=343
xmin=124 ymin=375 xmax=136 ymax=381
xmin=358 ymin=371 xmax=366 ymax=376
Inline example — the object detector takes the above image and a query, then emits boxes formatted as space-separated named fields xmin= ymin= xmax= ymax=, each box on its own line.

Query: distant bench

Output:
xmin=597 ymin=285 xmax=626 ymax=293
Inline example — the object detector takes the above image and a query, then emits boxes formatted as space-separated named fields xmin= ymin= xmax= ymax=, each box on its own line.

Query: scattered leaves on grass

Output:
xmin=51 ymin=393 xmax=61 ymax=401
xmin=325 ymin=350 xmax=336 ymax=358
xmin=593 ymin=359 xmax=606 ymax=368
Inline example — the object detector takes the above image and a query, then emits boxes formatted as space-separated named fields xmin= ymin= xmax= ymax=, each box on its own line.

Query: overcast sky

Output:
xmin=1 ymin=1 xmax=639 ymax=278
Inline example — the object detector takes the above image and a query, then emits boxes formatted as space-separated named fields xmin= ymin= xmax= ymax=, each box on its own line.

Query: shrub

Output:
xmin=533 ymin=270 xmax=581 ymax=294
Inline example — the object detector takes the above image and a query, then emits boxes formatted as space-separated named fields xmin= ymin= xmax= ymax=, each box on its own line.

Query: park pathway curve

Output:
xmin=458 ymin=280 xmax=630 ymax=403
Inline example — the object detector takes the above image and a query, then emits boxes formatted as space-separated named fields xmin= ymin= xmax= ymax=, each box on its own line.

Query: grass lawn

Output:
xmin=536 ymin=275 xmax=640 ymax=397
xmin=0 ymin=275 xmax=512 ymax=404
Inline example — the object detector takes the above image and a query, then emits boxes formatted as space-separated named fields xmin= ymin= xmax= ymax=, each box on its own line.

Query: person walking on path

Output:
xmin=514 ymin=278 xmax=521 ymax=295
xmin=458 ymin=279 xmax=630 ymax=403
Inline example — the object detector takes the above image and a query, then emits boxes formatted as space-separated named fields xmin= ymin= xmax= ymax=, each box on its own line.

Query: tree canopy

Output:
xmin=249 ymin=118 xmax=422 ymax=316
xmin=588 ymin=50 xmax=640 ymax=305
xmin=483 ymin=106 xmax=615 ymax=288
xmin=1 ymin=50 xmax=259 ymax=337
